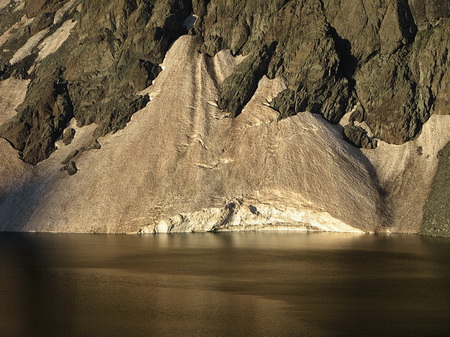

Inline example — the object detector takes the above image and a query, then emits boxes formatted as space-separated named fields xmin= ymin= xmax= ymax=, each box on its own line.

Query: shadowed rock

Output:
xmin=218 ymin=43 xmax=276 ymax=117
xmin=343 ymin=125 xmax=377 ymax=149
xmin=62 ymin=127 xmax=75 ymax=145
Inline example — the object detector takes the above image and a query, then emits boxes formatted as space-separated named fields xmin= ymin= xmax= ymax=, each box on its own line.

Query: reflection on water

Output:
xmin=1 ymin=232 xmax=449 ymax=337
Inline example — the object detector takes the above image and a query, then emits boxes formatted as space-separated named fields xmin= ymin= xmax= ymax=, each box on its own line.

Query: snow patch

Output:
xmin=54 ymin=0 xmax=76 ymax=24
xmin=0 ymin=36 xmax=385 ymax=233
xmin=238 ymin=76 xmax=287 ymax=127
xmin=339 ymin=105 xmax=374 ymax=136
xmin=36 ymin=19 xmax=77 ymax=62
xmin=0 ymin=15 xmax=34 ymax=48
xmin=0 ymin=78 xmax=30 ymax=125
xmin=10 ymin=28 xmax=49 ymax=64
xmin=13 ymin=0 xmax=24 ymax=12
xmin=363 ymin=115 xmax=450 ymax=232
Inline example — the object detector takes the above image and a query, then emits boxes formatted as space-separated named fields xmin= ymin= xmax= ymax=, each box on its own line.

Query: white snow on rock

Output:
xmin=54 ymin=0 xmax=77 ymax=24
xmin=0 ymin=36 xmax=383 ymax=233
xmin=0 ymin=78 xmax=30 ymax=125
xmin=36 ymin=19 xmax=77 ymax=62
xmin=9 ymin=28 xmax=49 ymax=64
xmin=0 ymin=14 xmax=34 ymax=49
xmin=363 ymin=115 xmax=450 ymax=233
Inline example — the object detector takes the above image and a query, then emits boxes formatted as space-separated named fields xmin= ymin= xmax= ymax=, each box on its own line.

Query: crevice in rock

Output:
xmin=217 ymin=42 xmax=277 ymax=117
xmin=343 ymin=124 xmax=377 ymax=149
xmin=397 ymin=0 xmax=418 ymax=44
xmin=0 ymin=67 xmax=74 ymax=164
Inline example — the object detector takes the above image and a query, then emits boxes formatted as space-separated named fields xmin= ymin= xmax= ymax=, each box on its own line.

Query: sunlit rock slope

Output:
xmin=0 ymin=0 xmax=448 ymax=234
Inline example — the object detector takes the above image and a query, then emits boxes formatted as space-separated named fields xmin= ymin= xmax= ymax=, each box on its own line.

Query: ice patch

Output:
xmin=339 ymin=104 xmax=374 ymax=136
xmin=139 ymin=200 xmax=364 ymax=234
xmin=0 ymin=15 xmax=34 ymax=48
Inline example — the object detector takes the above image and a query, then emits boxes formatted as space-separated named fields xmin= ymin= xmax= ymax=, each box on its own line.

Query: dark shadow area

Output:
xmin=0 ymin=233 xmax=76 ymax=337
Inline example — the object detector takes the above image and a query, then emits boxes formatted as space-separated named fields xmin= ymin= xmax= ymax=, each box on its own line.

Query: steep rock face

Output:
xmin=0 ymin=67 xmax=73 ymax=164
xmin=0 ymin=0 xmax=192 ymax=163
xmin=198 ymin=0 xmax=352 ymax=124
xmin=1 ymin=0 xmax=449 ymax=162
xmin=217 ymin=43 xmax=276 ymax=116
xmin=195 ymin=0 xmax=450 ymax=144
xmin=65 ymin=0 xmax=192 ymax=136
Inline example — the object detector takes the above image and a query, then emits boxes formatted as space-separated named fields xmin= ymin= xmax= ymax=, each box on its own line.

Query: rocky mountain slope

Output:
xmin=0 ymin=0 xmax=448 ymax=234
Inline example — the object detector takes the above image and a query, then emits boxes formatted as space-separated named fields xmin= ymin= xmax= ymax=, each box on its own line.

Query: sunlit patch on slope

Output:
xmin=0 ymin=77 xmax=29 ymax=125
xmin=35 ymin=19 xmax=77 ymax=62
xmin=9 ymin=28 xmax=49 ymax=64
xmin=54 ymin=0 xmax=77 ymax=24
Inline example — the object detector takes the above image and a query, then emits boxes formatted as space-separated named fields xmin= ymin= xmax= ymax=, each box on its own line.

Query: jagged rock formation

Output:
xmin=196 ymin=0 xmax=450 ymax=145
xmin=1 ymin=0 xmax=192 ymax=163
xmin=343 ymin=124 xmax=377 ymax=149
xmin=0 ymin=0 xmax=449 ymax=234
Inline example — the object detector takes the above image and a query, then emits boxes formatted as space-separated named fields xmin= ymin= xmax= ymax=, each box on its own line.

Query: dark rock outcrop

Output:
xmin=65 ymin=0 xmax=192 ymax=137
xmin=1 ymin=0 xmax=192 ymax=164
xmin=62 ymin=128 xmax=76 ymax=145
xmin=62 ymin=160 xmax=78 ymax=175
xmin=0 ymin=68 xmax=73 ymax=164
xmin=343 ymin=125 xmax=377 ymax=149
xmin=195 ymin=0 xmax=449 ymax=142
xmin=217 ymin=43 xmax=276 ymax=117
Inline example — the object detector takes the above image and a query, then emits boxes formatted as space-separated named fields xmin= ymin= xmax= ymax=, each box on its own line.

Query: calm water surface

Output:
xmin=0 ymin=232 xmax=449 ymax=337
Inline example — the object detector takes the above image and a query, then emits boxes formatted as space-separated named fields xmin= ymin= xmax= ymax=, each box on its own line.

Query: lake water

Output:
xmin=1 ymin=232 xmax=449 ymax=337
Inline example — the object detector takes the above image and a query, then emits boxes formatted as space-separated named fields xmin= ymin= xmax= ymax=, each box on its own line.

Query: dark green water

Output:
xmin=1 ymin=232 xmax=449 ymax=337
